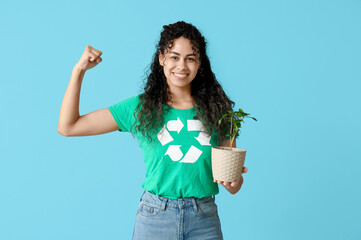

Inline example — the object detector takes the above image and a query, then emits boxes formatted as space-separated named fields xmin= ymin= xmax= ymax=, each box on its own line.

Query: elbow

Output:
xmin=57 ymin=126 xmax=71 ymax=136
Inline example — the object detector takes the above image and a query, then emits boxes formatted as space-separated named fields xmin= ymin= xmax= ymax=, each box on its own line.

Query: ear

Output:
xmin=158 ymin=50 xmax=164 ymax=66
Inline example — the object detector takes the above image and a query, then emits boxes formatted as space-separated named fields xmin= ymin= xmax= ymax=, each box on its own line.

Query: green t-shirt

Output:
xmin=108 ymin=94 xmax=222 ymax=200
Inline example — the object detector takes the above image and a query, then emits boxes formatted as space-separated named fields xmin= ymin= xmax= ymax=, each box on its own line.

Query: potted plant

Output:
xmin=211 ymin=108 xmax=257 ymax=182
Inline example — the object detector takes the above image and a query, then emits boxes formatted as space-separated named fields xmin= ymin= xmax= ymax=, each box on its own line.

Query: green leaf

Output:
xmin=218 ymin=107 xmax=257 ymax=138
xmin=218 ymin=113 xmax=229 ymax=125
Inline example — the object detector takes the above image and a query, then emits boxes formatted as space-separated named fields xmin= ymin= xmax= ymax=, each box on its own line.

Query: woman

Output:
xmin=58 ymin=21 xmax=248 ymax=240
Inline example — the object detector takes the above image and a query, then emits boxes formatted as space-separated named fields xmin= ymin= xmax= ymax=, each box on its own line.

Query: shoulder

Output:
xmin=115 ymin=94 xmax=142 ymax=106
xmin=125 ymin=93 xmax=142 ymax=103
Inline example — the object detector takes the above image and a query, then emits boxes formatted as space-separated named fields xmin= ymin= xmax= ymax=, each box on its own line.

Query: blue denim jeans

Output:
xmin=132 ymin=189 xmax=223 ymax=240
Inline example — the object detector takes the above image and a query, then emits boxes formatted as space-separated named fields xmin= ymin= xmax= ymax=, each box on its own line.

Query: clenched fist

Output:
xmin=75 ymin=45 xmax=103 ymax=71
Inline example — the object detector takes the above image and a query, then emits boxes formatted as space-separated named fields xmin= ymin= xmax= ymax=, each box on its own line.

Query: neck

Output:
xmin=167 ymin=85 xmax=194 ymax=105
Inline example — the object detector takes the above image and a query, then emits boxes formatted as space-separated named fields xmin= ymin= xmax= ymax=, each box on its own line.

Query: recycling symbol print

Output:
xmin=157 ymin=117 xmax=211 ymax=163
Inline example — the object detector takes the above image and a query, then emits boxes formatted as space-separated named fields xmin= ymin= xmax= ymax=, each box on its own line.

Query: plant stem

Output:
xmin=230 ymin=135 xmax=235 ymax=151
xmin=230 ymin=116 xmax=233 ymax=151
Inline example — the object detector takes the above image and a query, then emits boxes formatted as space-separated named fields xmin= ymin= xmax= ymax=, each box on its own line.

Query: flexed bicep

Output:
xmin=58 ymin=108 xmax=120 ymax=136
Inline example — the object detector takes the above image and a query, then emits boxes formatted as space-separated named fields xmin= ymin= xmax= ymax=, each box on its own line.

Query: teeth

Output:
xmin=174 ymin=73 xmax=187 ymax=77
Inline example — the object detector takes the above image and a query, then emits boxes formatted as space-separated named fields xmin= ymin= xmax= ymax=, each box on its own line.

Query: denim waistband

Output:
xmin=139 ymin=189 xmax=216 ymax=212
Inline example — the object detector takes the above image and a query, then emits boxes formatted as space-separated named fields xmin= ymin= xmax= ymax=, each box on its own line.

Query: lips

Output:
xmin=173 ymin=72 xmax=189 ymax=79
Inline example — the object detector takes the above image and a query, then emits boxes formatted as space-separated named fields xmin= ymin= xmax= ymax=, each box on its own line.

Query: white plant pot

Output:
xmin=211 ymin=146 xmax=247 ymax=182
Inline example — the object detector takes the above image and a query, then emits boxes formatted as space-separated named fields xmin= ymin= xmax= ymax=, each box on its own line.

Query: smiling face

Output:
xmin=159 ymin=37 xmax=201 ymax=92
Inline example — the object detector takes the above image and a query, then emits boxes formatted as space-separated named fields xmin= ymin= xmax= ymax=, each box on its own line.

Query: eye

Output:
xmin=171 ymin=56 xmax=178 ymax=60
xmin=187 ymin=58 xmax=195 ymax=61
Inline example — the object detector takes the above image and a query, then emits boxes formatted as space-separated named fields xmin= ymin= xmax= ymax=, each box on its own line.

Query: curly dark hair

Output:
xmin=129 ymin=21 xmax=235 ymax=145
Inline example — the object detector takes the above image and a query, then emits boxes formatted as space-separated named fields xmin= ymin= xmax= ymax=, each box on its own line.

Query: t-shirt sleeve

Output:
xmin=107 ymin=94 xmax=141 ymax=133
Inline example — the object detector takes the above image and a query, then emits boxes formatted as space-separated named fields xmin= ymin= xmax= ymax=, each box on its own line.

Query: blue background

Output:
xmin=1 ymin=0 xmax=360 ymax=239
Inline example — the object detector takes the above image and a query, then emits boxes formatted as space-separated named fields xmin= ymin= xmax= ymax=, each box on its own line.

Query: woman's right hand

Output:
xmin=75 ymin=45 xmax=103 ymax=71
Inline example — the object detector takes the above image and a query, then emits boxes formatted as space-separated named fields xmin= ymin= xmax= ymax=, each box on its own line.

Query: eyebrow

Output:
xmin=170 ymin=51 xmax=197 ymax=57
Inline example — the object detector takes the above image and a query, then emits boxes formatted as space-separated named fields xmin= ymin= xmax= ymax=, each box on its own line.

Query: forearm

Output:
xmin=57 ymin=65 xmax=86 ymax=133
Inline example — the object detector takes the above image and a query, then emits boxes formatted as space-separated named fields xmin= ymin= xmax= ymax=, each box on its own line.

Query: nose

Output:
xmin=176 ymin=58 xmax=188 ymax=70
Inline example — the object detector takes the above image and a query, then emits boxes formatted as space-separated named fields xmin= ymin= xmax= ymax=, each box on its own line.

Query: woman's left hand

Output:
xmin=213 ymin=166 xmax=248 ymax=188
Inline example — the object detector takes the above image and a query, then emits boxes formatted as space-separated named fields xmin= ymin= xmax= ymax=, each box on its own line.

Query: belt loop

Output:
xmin=191 ymin=198 xmax=198 ymax=212
xmin=161 ymin=197 xmax=168 ymax=211
xmin=139 ymin=189 xmax=146 ymax=202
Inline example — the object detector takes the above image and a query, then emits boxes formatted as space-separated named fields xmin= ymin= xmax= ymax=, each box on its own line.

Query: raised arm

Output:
xmin=57 ymin=45 xmax=120 ymax=137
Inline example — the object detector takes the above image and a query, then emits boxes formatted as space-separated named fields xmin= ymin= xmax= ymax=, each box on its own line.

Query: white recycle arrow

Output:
xmin=188 ymin=120 xmax=211 ymax=146
xmin=187 ymin=120 xmax=205 ymax=131
xmin=194 ymin=132 xmax=211 ymax=146
xmin=158 ymin=118 xmax=209 ymax=163
xmin=165 ymin=145 xmax=183 ymax=161
xmin=164 ymin=145 xmax=203 ymax=163
xmin=167 ymin=117 xmax=184 ymax=134
xmin=157 ymin=125 xmax=174 ymax=146
xmin=179 ymin=146 xmax=203 ymax=163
